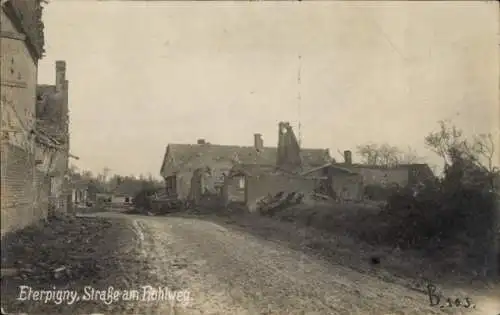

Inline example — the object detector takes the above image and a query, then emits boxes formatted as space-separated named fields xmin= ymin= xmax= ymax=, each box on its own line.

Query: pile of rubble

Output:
xmin=256 ymin=191 xmax=335 ymax=216
xmin=1 ymin=214 xmax=143 ymax=314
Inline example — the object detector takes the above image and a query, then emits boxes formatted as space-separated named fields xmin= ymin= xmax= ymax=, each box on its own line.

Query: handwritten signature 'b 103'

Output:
xmin=426 ymin=283 xmax=476 ymax=309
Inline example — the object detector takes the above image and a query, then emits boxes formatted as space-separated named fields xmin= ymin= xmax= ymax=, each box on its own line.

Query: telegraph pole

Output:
xmin=297 ymin=54 xmax=302 ymax=147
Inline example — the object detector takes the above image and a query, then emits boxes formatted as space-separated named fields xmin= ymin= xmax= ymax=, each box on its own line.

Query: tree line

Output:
xmin=354 ymin=120 xmax=497 ymax=177
xmin=68 ymin=166 xmax=163 ymax=197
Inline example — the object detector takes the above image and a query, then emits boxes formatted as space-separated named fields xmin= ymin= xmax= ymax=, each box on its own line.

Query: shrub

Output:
xmin=364 ymin=184 xmax=399 ymax=201
xmin=132 ymin=187 xmax=157 ymax=211
xmin=380 ymin=157 xmax=498 ymax=276
xmin=360 ymin=121 xmax=499 ymax=276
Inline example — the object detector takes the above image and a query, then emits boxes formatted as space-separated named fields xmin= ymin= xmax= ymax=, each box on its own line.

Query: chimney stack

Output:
xmin=254 ymin=133 xmax=263 ymax=151
xmin=197 ymin=139 xmax=206 ymax=145
xmin=62 ymin=79 xmax=69 ymax=129
xmin=55 ymin=60 xmax=66 ymax=92
xmin=344 ymin=150 xmax=352 ymax=165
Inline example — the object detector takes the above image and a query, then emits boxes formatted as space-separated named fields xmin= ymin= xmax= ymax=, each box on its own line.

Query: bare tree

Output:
xmin=425 ymin=120 xmax=497 ymax=172
xmin=356 ymin=143 xmax=381 ymax=165
xmin=424 ymin=120 xmax=463 ymax=166
xmin=81 ymin=170 xmax=93 ymax=180
xmin=467 ymin=133 xmax=496 ymax=172
xmin=399 ymin=146 xmax=424 ymax=164
xmin=425 ymin=120 xmax=499 ymax=192
xmin=378 ymin=144 xmax=402 ymax=166
xmin=356 ymin=143 xmax=423 ymax=167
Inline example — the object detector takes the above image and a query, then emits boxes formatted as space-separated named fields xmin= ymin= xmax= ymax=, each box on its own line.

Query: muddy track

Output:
xmin=80 ymin=211 xmax=498 ymax=315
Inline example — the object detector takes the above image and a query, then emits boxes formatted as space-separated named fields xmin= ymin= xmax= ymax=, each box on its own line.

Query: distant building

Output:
xmin=301 ymin=150 xmax=435 ymax=202
xmin=108 ymin=181 xmax=138 ymax=204
xmin=335 ymin=150 xmax=435 ymax=198
xmin=345 ymin=163 xmax=434 ymax=188
xmin=71 ymin=178 xmax=91 ymax=206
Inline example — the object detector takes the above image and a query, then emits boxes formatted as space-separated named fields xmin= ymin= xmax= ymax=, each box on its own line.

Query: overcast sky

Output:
xmin=37 ymin=1 xmax=499 ymax=178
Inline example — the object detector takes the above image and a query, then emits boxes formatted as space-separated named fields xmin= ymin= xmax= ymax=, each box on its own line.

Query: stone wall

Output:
xmin=224 ymin=176 xmax=245 ymax=205
xmin=304 ymin=166 xmax=364 ymax=201
xmin=174 ymin=162 xmax=233 ymax=201
xmin=175 ymin=170 xmax=194 ymax=200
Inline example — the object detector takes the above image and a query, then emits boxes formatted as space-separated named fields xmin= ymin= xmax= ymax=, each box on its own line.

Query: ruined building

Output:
xmin=159 ymin=121 xmax=331 ymax=202
xmin=1 ymin=0 xmax=70 ymax=237
xmin=1 ymin=0 xmax=45 ymax=236
xmin=276 ymin=121 xmax=303 ymax=172
xmin=35 ymin=60 xmax=71 ymax=215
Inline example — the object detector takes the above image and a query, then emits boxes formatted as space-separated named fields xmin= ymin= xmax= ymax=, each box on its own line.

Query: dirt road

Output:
xmin=83 ymin=211 xmax=497 ymax=315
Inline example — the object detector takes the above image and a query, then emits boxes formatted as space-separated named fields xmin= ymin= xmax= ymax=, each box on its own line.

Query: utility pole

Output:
xmin=297 ymin=54 xmax=306 ymax=271
xmin=297 ymin=54 xmax=302 ymax=147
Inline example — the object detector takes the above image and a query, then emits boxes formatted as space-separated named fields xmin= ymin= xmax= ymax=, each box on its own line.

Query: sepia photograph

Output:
xmin=0 ymin=0 xmax=499 ymax=314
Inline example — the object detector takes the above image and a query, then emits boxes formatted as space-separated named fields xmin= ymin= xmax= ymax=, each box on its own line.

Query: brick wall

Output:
xmin=0 ymin=143 xmax=48 ymax=237
xmin=1 ymin=9 xmax=49 ymax=238
xmin=245 ymin=173 xmax=316 ymax=213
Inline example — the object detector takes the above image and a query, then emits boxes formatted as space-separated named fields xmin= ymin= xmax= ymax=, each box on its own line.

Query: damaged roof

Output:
xmin=161 ymin=143 xmax=331 ymax=177
xmin=2 ymin=0 xmax=46 ymax=61
xmin=337 ymin=163 xmax=434 ymax=176
xmin=337 ymin=163 xmax=430 ymax=170
xmin=228 ymin=163 xmax=279 ymax=177
xmin=300 ymin=163 xmax=360 ymax=176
